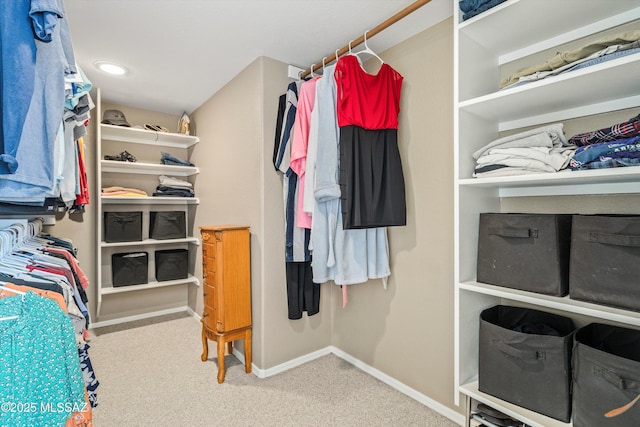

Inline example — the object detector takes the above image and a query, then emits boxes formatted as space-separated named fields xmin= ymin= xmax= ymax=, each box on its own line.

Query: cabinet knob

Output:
xmin=202 ymin=313 xmax=209 ymax=318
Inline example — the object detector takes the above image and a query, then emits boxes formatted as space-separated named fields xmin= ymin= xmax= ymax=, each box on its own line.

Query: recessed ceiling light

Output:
xmin=95 ymin=61 xmax=128 ymax=75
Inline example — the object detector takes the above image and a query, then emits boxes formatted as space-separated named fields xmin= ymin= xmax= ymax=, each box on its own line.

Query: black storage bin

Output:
xmin=570 ymin=214 xmax=640 ymax=312
xmin=573 ymin=323 xmax=640 ymax=427
xmin=149 ymin=211 xmax=186 ymax=240
xmin=479 ymin=305 xmax=575 ymax=422
xmin=104 ymin=211 xmax=142 ymax=242
xmin=477 ymin=213 xmax=572 ymax=296
xmin=112 ymin=252 xmax=148 ymax=287
xmin=155 ymin=249 xmax=188 ymax=282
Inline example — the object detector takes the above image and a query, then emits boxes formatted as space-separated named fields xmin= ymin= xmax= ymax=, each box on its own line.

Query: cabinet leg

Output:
xmin=200 ymin=325 xmax=208 ymax=362
xmin=244 ymin=329 xmax=252 ymax=374
xmin=227 ymin=341 xmax=232 ymax=355
xmin=217 ymin=338 xmax=226 ymax=384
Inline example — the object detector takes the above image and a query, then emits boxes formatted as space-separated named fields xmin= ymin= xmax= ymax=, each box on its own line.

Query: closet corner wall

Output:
xmin=454 ymin=1 xmax=640 ymax=426
xmin=95 ymin=88 xmax=201 ymax=325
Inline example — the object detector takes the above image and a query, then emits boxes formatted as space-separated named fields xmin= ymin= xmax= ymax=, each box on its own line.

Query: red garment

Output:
xmin=335 ymin=55 xmax=403 ymax=130
xmin=75 ymin=138 xmax=90 ymax=206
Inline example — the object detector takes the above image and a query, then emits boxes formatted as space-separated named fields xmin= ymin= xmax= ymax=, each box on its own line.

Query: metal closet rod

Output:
xmin=299 ymin=0 xmax=432 ymax=79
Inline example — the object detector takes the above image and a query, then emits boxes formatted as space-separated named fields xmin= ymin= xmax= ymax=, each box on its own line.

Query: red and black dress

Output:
xmin=335 ymin=54 xmax=406 ymax=229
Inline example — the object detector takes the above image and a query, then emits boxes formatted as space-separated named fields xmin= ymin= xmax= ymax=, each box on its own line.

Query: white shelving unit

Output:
xmin=453 ymin=1 xmax=640 ymax=426
xmin=96 ymin=88 xmax=201 ymax=319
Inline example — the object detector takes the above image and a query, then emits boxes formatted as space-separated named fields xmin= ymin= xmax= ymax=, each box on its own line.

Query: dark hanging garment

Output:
xmin=339 ymin=126 xmax=406 ymax=229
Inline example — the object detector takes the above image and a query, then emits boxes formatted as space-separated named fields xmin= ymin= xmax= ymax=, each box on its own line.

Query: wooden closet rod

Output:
xmin=299 ymin=0 xmax=432 ymax=79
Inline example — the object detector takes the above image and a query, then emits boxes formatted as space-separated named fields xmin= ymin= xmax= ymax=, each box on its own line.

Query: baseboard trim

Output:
xmin=186 ymin=306 xmax=200 ymax=321
xmin=90 ymin=306 xmax=190 ymax=329
xmin=239 ymin=346 xmax=333 ymax=379
xmin=330 ymin=347 xmax=465 ymax=426
xmin=231 ymin=344 xmax=463 ymax=426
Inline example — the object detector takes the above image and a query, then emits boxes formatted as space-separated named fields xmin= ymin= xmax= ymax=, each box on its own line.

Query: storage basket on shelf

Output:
xmin=149 ymin=211 xmax=186 ymax=240
xmin=111 ymin=252 xmax=148 ymax=287
xmin=573 ymin=323 xmax=640 ymax=427
xmin=477 ymin=213 xmax=572 ymax=296
xmin=570 ymin=214 xmax=640 ymax=312
xmin=155 ymin=249 xmax=188 ymax=282
xmin=479 ymin=305 xmax=575 ymax=422
xmin=103 ymin=211 xmax=143 ymax=242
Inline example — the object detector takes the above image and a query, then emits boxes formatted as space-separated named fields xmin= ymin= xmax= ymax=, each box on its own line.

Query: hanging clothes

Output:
xmin=274 ymin=81 xmax=320 ymax=319
xmin=335 ymin=55 xmax=406 ymax=229
xmin=0 ymin=221 xmax=99 ymax=415
xmin=0 ymin=0 xmax=93 ymax=209
xmin=290 ymin=76 xmax=321 ymax=229
xmin=310 ymin=65 xmax=390 ymax=289
xmin=0 ymin=291 xmax=86 ymax=427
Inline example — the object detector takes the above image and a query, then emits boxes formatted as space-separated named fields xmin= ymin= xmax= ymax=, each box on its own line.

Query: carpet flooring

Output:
xmin=88 ymin=315 xmax=459 ymax=426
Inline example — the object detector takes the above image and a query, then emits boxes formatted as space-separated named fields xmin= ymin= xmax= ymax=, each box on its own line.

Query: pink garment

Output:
xmin=45 ymin=246 xmax=90 ymax=290
xmin=289 ymin=76 xmax=320 ymax=229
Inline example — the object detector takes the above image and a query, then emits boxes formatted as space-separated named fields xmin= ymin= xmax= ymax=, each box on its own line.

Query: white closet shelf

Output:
xmin=459 ymin=281 xmax=640 ymax=327
xmin=101 ymin=196 xmax=199 ymax=205
xmin=101 ymin=275 xmax=201 ymax=295
xmin=100 ymin=160 xmax=199 ymax=176
xmin=459 ymin=1 xmax=640 ymax=62
xmin=101 ymin=237 xmax=200 ymax=248
xmin=100 ymin=124 xmax=199 ymax=148
xmin=459 ymin=165 xmax=640 ymax=197
xmin=458 ymin=54 xmax=640 ymax=127
xmin=459 ymin=382 xmax=571 ymax=427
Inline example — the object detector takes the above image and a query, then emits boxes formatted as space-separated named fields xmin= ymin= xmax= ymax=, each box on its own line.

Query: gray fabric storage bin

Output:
xmin=104 ymin=211 xmax=142 ymax=242
xmin=479 ymin=305 xmax=575 ymax=422
xmin=570 ymin=214 xmax=640 ymax=312
xmin=573 ymin=323 xmax=640 ymax=427
xmin=150 ymin=211 xmax=186 ymax=240
xmin=155 ymin=249 xmax=188 ymax=282
xmin=477 ymin=213 xmax=572 ymax=296
xmin=112 ymin=252 xmax=148 ymax=287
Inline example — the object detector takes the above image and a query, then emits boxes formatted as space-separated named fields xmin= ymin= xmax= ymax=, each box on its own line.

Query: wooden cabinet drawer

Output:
xmin=202 ymin=242 xmax=216 ymax=259
xmin=202 ymin=304 xmax=218 ymax=330
xmin=203 ymin=283 xmax=216 ymax=308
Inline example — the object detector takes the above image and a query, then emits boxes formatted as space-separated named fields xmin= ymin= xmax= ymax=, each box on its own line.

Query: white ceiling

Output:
xmin=64 ymin=0 xmax=452 ymax=115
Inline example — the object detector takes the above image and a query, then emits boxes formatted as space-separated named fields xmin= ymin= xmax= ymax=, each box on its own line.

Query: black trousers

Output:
xmin=286 ymin=261 xmax=320 ymax=319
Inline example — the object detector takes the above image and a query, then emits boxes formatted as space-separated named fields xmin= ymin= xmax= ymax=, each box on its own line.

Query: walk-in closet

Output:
xmin=1 ymin=0 xmax=639 ymax=426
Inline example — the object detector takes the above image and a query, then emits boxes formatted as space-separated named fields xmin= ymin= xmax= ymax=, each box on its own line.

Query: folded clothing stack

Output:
xmin=501 ymin=31 xmax=640 ymax=90
xmin=458 ymin=0 xmax=507 ymax=21
xmin=473 ymin=123 xmax=575 ymax=178
xmin=568 ymin=114 xmax=640 ymax=171
xmin=472 ymin=403 xmax=524 ymax=427
xmin=153 ymin=175 xmax=194 ymax=198
xmin=102 ymin=186 xmax=148 ymax=197
xmin=161 ymin=151 xmax=194 ymax=167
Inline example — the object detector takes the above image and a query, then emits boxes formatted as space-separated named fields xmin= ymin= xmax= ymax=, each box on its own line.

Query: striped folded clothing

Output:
xmin=568 ymin=114 xmax=640 ymax=147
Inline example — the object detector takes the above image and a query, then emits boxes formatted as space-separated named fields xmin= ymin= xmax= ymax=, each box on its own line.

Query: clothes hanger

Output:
xmin=354 ymin=30 xmax=384 ymax=65
xmin=322 ymin=57 xmax=327 ymax=73
xmin=310 ymin=63 xmax=316 ymax=78
xmin=0 ymin=283 xmax=24 ymax=321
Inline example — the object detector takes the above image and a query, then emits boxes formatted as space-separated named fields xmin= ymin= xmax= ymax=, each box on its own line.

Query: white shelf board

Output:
xmin=100 ymin=160 xmax=199 ymax=176
xmin=458 ymin=53 xmax=640 ymax=123
xmin=460 ymin=381 xmax=571 ymax=427
xmin=101 ymin=196 xmax=199 ymax=205
xmin=101 ymin=275 xmax=200 ymax=295
xmin=459 ymin=166 xmax=640 ymax=197
xmin=459 ymin=281 xmax=640 ymax=327
xmin=101 ymin=237 xmax=200 ymax=248
xmin=458 ymin=0 xmax=640 ymax=61
xmin=100 ymin=124 xmax=199 ymax=148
